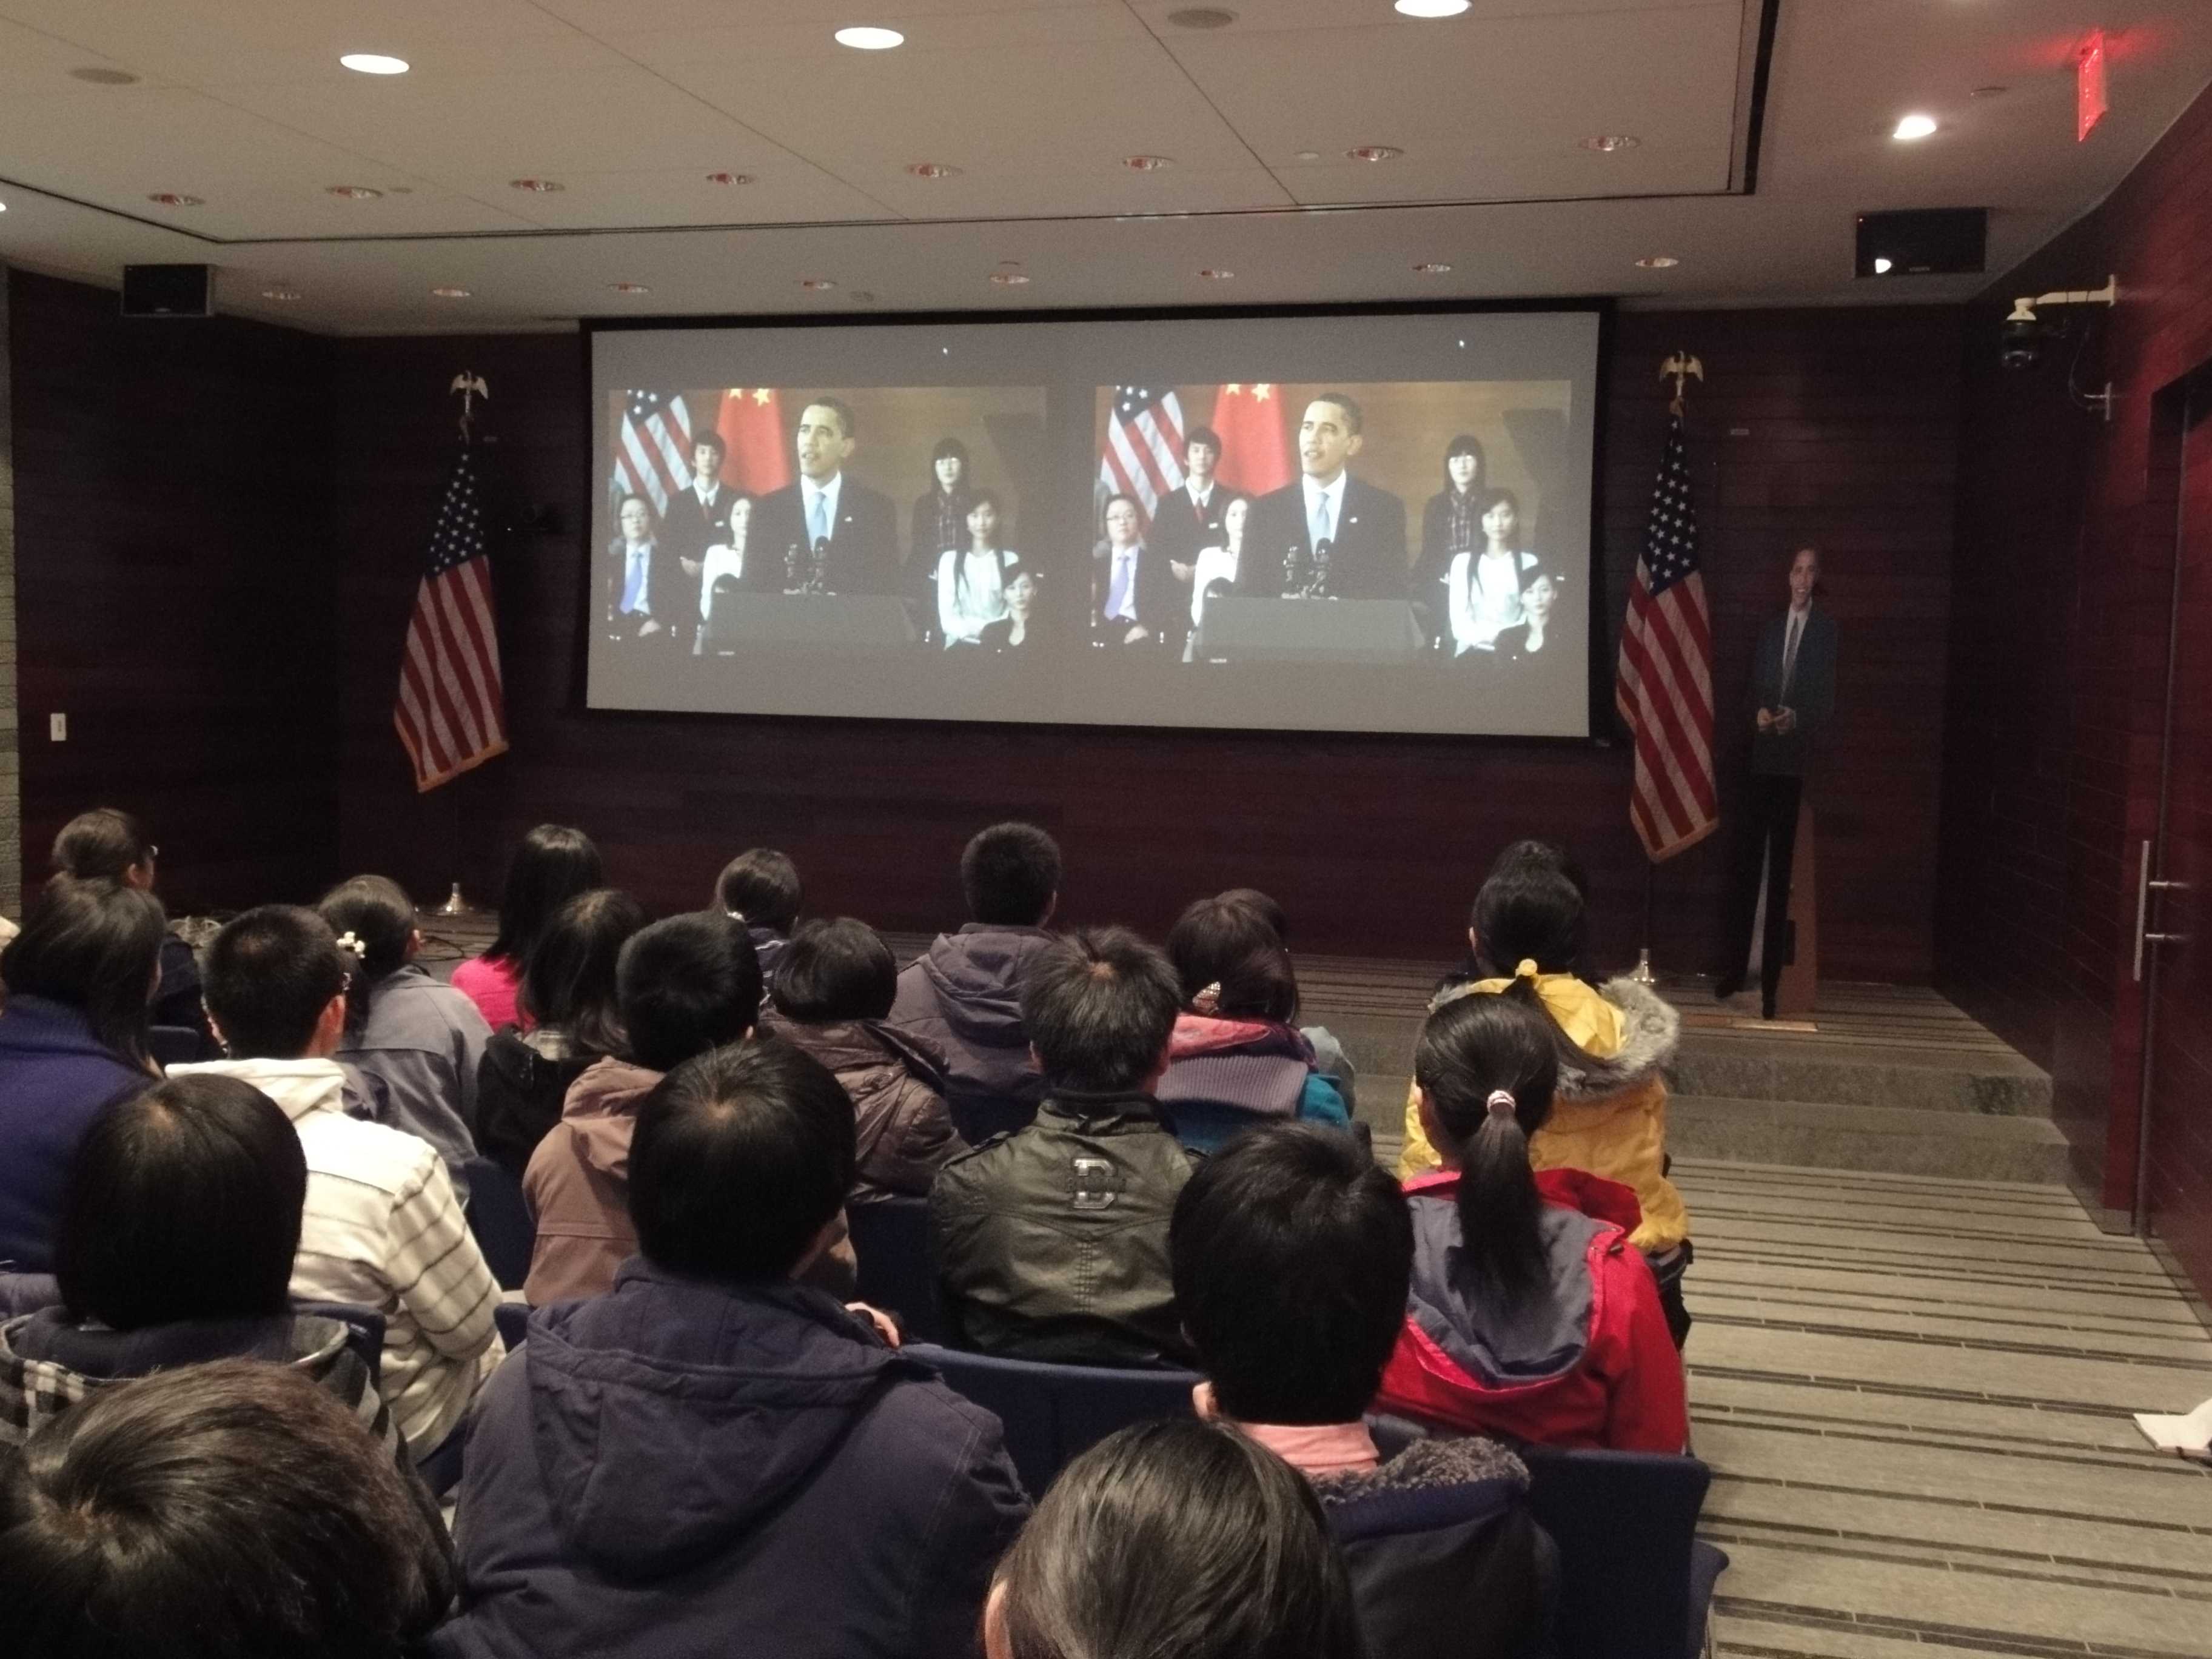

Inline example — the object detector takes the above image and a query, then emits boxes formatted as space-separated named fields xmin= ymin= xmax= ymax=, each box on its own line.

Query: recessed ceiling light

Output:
xmin=1347 ymin=145 xmax=1403 ymax=162
xmin=509 ymin=178 xmax=565 ymax=192
xmin=609 ymin=282 xmax=651 ymax=294
xmin=705 ymin=172 xmax=755 ymax=187
xmin=1168 ymin=6 xmax=1238 ymax=25
xmin=146 ymin=192 xmax=203 ymax=207
xmin=834 ymin=25 xmax=904 ymax=49
xmin=1892 ymin=113 xmax=1938 ymax=141
xmin=1393 ymin=0 xmax=1470 ymax=16
xmin=1198 ymin=267 xmax=1234 ymax=280
xmin=1872 ymin=257 xmax=1894 ymax=275
xmin=990 ymin=271 xmax=1031 ymax=286
xmin=1634 ymin=255 xmax=1680 ymax=269
xmin=326 ymin=184 xmax=383 ymax=199
xmin=429 ymin=286 xmax=471 ymax=298
xmin=1123 ymin=154 xmax=1175 ymax=172
xmin=800 ymin=278 xmax=837 ymax=290
xmin=1294 ymin=149 xmax=1321 ymax=162
xmin=1971 ymin=84 xmax=2009 ymax=98
xmin=1412 ymin=261 xmax=1452 ymax=274
xmin=1580 ymin=135 xmax=1641 ymax=152
xmin=69 ymin=67 xmax=139 ymax=85
xmin=260 ymin=286 xmax=303 ymax=301
xmin=907 ymin=162 xmax=962 ymax=179
xmin=338 ymin=53 xmax=409 ymax=75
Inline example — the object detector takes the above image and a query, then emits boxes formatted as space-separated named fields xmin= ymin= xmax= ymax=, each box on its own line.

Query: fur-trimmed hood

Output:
xmin=1428 ymin=973 xmax=1678 ymax=1105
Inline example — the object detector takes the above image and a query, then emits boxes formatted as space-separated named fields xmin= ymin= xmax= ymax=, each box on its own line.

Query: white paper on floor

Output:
xmin=2134 ymin=1394 xmax=2212 ymax=1460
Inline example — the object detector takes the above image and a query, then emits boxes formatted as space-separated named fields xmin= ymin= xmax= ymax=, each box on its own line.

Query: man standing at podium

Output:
xmin=751 ymin=397 xmax=896 ymax=594
xmin=1238 ymin=394 xmax=1406 ymax=601
xmin=1718 ymin=546 xmax=1837 ymax=1018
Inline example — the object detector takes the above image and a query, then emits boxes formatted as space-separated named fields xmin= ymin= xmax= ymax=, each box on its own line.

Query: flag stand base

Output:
xmin=1629 ymin=947 xmax=1657 ymax=986
xmin=435 ymin=882 xmax=474 ymax=917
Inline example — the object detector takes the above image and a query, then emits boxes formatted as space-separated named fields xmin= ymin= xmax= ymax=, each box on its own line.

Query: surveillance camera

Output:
xmin=1999 ymin=311 xmax=2046 ymax=372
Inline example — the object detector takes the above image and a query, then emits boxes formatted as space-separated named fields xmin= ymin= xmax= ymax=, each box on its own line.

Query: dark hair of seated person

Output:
xmin=55 ymin=1075 xmax=307 ymax=1331
xmin=0 ymin=1359 xmax=453 ymax=1659
xmin=518 ymin=887 xmax=647 ymax=1059
xmin=2 ymin=876 xmax=167 ymax=1072
xmin=49 ymin=806 xmax=155 ymax=883
xmin=988 ymin=1416 xmax=1363 ymax=1659
xmin=1469 ymin=842 xmax=1589 ymax=977
xmin=1164 ymin=895 xmax=1299 ymax=1024
xmin=616 ymin=911 xmax=762 ymax=1073
xmin=714 ymin=847 xmax=803 ymax=934
xmin=1170 ymin=1122 xmax=1413 ymax=1425
xmin=1213 ymin=886 xmax=1290 ymax=945
xmin=1019 ymin=927 xmax=1182 ymax=1095
xmin=315 ymin=875 xmax=417 ymax=1042
xmin=960 ymin=821 xmax=1061 ymax=927
xmin=629 ymin=1040 xmax=857 ymax=1283
xmin=483 ymin=823 xmax=605 ymax=970
xmin=770 ymin=917 xmax=898 ymax=1024
xmin=201 ymin=905 xmax=347 ymax=1061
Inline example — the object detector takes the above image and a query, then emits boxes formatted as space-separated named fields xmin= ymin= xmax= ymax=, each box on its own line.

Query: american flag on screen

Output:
xmin=612 ymin=389 xmax=699 ymax=516
xmin=1615 ymin=410 xmax=1717 ymax=860
xmin=395 ymin=446 xmax=508 ymax=793
xmin=1100 ymin=386 xmax=1185 ymax=519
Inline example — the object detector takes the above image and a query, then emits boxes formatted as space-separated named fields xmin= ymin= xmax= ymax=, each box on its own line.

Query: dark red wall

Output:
xmin=329 ymin=307 xmax=1962 ymax=976
xmin=1939 ymin=79 xmax=2212 ymax=1239
xmin=7 ymin=268 xmax=338 ymax=911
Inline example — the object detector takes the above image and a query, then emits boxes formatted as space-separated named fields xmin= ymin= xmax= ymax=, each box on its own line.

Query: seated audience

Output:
xmin=319 ymin=876 xmax=489 ymax=1191
xmin=523 ymin=910 xmax=763 ymax=1304
xmin=890 ymin=822 xmax=1062 ymax=1107
xmin=1215 ymin=885 xmax=1358 ymax=1113
xmin=0 ymin=1075 xmax=400 ymax=1461
xmin=175 ymin=906 xmax=503 ymax=1460
xmin=475 ymin=888 xmax=646 ymax=1179
xmin=1158 ymin=895 xmax=1349 ymax=1152
xmin=984 ymin=1417 xmax=1362 ymax=1659
xmin=1374 ymin=991 xmax=1686 ymax=1451
xmin=0 ymin=878 xmax=163 ymax=1272
xmin=762 ymin=917 xmax=967 ymax=1203
xmin=50 ymin=806 xmax=208 ymax=1044
xmin=437 ymin=1042 xmax=1028 ymax=1659
xmin=714 ymin=846 xmax=803 ymax=984
xmin=1397 ymin=842 xmax=1693 ymax=1343
xmin=1171 ymin=1122 xmax=1553 ymax=1658
xmin=0 ymin=1359 xmax=455 ymax=1658
xmin=452 ymin=824 xmax=605 ymax=1031
xmin=930 ymin=927 xmax=1197 ymax=1366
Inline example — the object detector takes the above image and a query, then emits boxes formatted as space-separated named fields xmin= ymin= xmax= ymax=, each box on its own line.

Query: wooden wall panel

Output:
xmin=1940 ymin=78 xmax=2212 ymax=1244
xmin=7 ymin=269 xmax=339 ymax=913
xmin=331 ymin=307 xmax=1962 ymax=979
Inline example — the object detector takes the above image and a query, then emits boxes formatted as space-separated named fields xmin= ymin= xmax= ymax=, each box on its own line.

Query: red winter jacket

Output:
xmin=1374 ymin=1167 xmax=1687 ymax=1453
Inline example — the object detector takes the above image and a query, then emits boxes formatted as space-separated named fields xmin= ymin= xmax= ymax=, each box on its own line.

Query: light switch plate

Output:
xmin=49 ymin=713 xmax=65 ymax=742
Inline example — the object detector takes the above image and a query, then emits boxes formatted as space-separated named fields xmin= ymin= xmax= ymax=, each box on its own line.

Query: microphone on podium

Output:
xmin=809 ymin=536 xmax=831 ymax=594
xmin=1313 ymin=536 xmax=1335 ymax=599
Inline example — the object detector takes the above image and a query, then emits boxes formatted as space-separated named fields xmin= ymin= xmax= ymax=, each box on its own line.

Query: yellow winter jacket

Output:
xmin=1397 ymin=967 xmax=1690 ymax=1252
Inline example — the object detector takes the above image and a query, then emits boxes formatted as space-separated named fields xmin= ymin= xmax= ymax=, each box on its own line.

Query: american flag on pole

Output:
xmin=611 ymin=389 xmax=701 ymax=517
xmin=1099 ymin=386 xmax=1186 ymax=520
xmin=1615 ymin=410 xmax=1717 ymax=859
xmin=395 ymin=446 xmax=508 ymax=793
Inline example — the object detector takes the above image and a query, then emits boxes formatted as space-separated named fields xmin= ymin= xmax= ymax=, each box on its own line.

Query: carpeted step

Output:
xmin=1667 ymin=1094 xmax=2073 ymax=1185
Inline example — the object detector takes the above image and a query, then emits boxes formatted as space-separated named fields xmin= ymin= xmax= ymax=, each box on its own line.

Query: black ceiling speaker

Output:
xmin=1854 ymin=209 xmax=1987 ymax=278
xmin=120 ymin=264 xmax=213 ymax=318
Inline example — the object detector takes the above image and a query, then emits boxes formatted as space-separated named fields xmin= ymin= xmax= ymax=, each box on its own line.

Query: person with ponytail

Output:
xmin=1374 ymin=990 xmax=1686 ymax=1451
xmin=1398 ymin=841 xmax=1695 ymax=1346
xmin=318 ymin=876 xmax=487 ymax=1191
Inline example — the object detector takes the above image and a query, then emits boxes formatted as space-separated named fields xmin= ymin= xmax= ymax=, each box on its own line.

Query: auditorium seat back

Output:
xmin=463 ymin=1156 xmax=535 ymax=1290
xmin=1520 ymin=1446 xmax=1724 ymax=1659
xmin=943 ymin=1086 xmax=1038 ymax=1146
xmin=848 ymin=1196 xmax=945 ymax=1344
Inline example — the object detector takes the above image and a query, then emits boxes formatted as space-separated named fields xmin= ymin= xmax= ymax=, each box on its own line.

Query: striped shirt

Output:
xmin=170 ymin=1059 xmax=503 ymax=1456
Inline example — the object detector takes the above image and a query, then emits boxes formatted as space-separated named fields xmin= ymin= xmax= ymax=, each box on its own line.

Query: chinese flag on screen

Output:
xmin=717 ymin=388 xmax=794 ymax=494
xmin=1210 ymin=383 xmax=1294 ymax=497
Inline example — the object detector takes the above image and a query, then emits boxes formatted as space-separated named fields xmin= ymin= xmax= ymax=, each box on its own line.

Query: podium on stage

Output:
xmin=1194 ymin=598 xmax=1426 ymax=665
xmin=701 ymin=594 xmax=917 ymax=653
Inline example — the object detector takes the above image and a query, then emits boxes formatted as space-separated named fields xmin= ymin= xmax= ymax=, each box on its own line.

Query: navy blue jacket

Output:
xmin=0 ymin=997 xmax=152 ymax=1272
xmin=434 ymin=1262 xmax=1028 ymax=1659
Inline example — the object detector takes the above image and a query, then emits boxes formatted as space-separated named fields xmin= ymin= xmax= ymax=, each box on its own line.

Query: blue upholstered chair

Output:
xmin=462 ymin=1155 xmax=535 ymax=1290
xmin=848 ymin=1196 xmax=945 ymax=1344
xmin=1520 ymin=1446 xmax=1728 ymax=1659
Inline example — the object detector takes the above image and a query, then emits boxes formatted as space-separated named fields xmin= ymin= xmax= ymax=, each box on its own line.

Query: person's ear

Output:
xmin=1346 ymin=431 xmax=1364 ymax=460
xmin=1415 ymin=1087 xmax=1446 ymax=1154
xmin=790 ymin=1214 xmax=844 ymax=1279
xmin=1042 ymin=891 xmax=1059 ymax=926
xmin=1467 ymin=925 xmax=1480 ymax=956
xmin=312 ymin=991 xmax=348 ymax=1056
xmin=742 ymin=1024 xmax=756 ymax=1041
xmin=405 ymin=928 xmax=423 ymax=962
xmin=204 ymin=1004 xmax=227 ymax=1052
xmin=1191 ymin=1379 xmax=1219 ymax=1419
xmin=982 ymin=1581 xmax=1013 ymax=1659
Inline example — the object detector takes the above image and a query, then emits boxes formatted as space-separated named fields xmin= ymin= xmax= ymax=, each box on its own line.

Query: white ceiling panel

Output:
xmin=431 ymin=168 xmax=899 ymax=230
xmin=1131 ymin=0 xmax=1726 ymax=38
xmin=1281 ymin=144 xmax=1729 ymax=207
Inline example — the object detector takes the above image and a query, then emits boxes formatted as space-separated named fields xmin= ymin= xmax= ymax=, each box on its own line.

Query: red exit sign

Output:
xmin=2079 ymin=29 xmax=2108 ymax=141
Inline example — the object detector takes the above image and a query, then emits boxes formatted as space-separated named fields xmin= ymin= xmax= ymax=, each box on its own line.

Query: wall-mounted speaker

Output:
xmin=120 ymin=264 xmax=213 ymax=318
xmin=1855 ymin=209 xmax=1987 ymax=278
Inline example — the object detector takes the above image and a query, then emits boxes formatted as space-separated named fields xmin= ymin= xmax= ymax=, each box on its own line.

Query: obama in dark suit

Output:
xmin=1236 ymin=392 xmax=1407 ymax=602
xmin=749 ymin=397 xmax=897 ymax=595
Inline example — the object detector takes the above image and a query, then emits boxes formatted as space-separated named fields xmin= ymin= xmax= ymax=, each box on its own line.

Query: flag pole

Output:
xmin=435 ymin=374 xmax=490 ymax=919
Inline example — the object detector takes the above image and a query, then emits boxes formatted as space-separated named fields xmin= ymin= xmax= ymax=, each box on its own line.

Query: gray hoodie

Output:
xmin=886 ymin=925 xmax=1053 ymax=1103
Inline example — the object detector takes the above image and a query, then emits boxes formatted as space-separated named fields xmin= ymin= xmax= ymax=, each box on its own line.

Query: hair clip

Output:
xmin=1191 ymin=981 xmax=1222 ymax=1015
xmin=1513 ymin=959 xmax=1541 ymax=982
xmin=1486 ymin=1089 xmax=1517 ymax=1120
xmin=333 ymin=931 xmax=364 ymax=956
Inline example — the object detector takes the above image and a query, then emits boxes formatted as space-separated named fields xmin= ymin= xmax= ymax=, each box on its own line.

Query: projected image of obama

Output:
xmin=1238 ymin=392 xmax=1407 ymax=602
xmin=750 ymin=397 xmax=897 ymax=595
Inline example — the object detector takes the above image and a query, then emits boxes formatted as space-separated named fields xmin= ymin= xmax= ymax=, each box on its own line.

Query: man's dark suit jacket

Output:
xmin=1148 ymin=485 xmax=1228 ymax=577
xmin=1749 ymin=606 xmax=1837 ymax=777
xmin=1236 ymin=475 xmax=1409 ymax=601
xmin=603 ymin=537 xmax=683 ymax=635
xmin=662 ymin=480 xmax=741 ymax=569
xmin=1091 ymin=541 xmax=1181 ymax=642
xmin=749 ymin=477 xmax=897 ymax=595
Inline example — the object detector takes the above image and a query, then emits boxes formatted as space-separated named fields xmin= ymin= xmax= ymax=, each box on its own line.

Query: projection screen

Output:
xmin=586 ymin=308 xmax=1603 ymax=738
